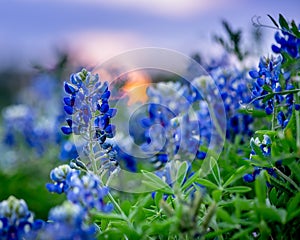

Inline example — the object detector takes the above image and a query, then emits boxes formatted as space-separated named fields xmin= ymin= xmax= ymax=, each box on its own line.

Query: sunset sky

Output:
xmin=1 ymin=0 xmax=299 ymax=69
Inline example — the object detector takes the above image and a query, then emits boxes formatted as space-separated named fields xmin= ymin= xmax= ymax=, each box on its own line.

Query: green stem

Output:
xmin=274 ymin=167 xmax=300 ymax=191
xmin=107 ymin=192 xmax=125 ymax=217
xmin=296 ymin=82 xmax=300 ymax=150
xmin=88 ymin=121 xmax=98 ymax=173
xmin=107 ymin=192 xmax=137 ymax=233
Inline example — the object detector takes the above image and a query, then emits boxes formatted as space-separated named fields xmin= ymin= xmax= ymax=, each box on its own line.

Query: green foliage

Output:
xmin=213 ymin=20 xmax=249 ymax=60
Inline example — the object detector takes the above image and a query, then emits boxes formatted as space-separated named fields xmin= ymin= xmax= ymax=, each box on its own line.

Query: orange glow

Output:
xmin=122 ymin=71 xmax=151 ymax=105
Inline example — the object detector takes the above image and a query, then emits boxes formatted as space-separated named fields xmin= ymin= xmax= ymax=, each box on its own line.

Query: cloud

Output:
xmin=25 ymin=0 xmax=236 ymax=18
xmin=63 ymin=31 xmax=145 ymax=67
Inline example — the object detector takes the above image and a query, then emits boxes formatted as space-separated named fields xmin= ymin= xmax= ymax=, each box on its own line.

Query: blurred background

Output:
xmin=0 ymin=0 xmax=299 ymax=219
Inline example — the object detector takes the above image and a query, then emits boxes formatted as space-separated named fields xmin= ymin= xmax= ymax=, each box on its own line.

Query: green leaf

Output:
xmin=111 ymin=222 xmax=140 ymax=240
xmin=196 ymin=178 xmax=219 ymax=189
xmin=154 ymin=191 xmax=163 ymax=207
xmin=287 ymin=192 xmax=300 ymax=216
xmin=284 ymin=110 xmax=297 ymax=150
xmin=225 ymin=186 xmax=252 ymax=193
xmin=98 ymin=228 xmax=125 ymax=240
xmin=255 ymin=130 xmax=277 ymax=139
xmin=238 ymin=108 xmax=267 ymax=118
xmin=175 ymin=161 xmax=188 ymax=188
xmin=181 ymin=170 xmax=199 ymax=190
xmin=205 ymin=228 xmax=236 ymax=239
xmin=288 ymin=161 xmax=300 ymax=183
xmin=212 ymin=189 xmax=222 ymax=202
xmin=250 ymin=155 xmax=271 ymax=168
xmin=91 ymin=211 xmax=126 ymax=221
xmin=223 ymin=165 xmax=249 ymax=187
xmin=255 ymin=172 xmax=267 ymax=205
xmin=146 ymin=218 xmax=174 ymax=236
xmin=268 ymin=14 xmax=279 ymax=28
xmin=216 ymin=208 xmax=234 ymax=224
xmin=120 ymin=200 xmax=132 ymax=216
xmin=141 ymin=170 xmax=174 ymax=194
xmin=210 ymin=157 xmax=221 ymax=186
xmin=256 ymin=206 xmax=286 ymax=223
xmin=291 ymin=20 xmax=300 ymax=38
xmin=262 ymin=93 xmax=275 ymax=103
xmin=269 ymin=187 xmax=278 ymax=205
xmin=262 ymin=84 xmax=273 ymax=93
xmin=279 ymin=14 xmax=289 ymax=30
xmin=287 ymin=208 xmax=300 ymax=222
xmin=232 ymin=227 xmax=257 ymax=240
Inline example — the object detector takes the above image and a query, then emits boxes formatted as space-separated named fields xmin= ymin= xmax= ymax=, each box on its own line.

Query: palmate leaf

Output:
xmin=141 ymin=170 xmax=174 ymax=194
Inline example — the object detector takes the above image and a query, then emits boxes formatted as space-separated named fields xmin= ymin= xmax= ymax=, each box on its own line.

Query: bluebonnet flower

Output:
xmin=65 ymin=171 xmax=113 ymax=212
xmin=61 ymin=69 xmax=116 ymax=140
xmin=39 ymin=201 xmax=96 ymax=240
xmin=113 ymin=144 xmax=137 ymax=172
xmin=243 ymin=134 xmax=278 ymax=183
xmin=1 ymin=104 xmax=53 ymax=156
xmin=208 ymin=67 xmax=254 ymax=140
xmin=59 ymin=140 xmax=79 ymax=161
xmin=272 ymin=26 xmax=300 ymax=58
xmin=249 ymin=54 xmax=300 ymax=128
xmin=47 ymin=164 xmax=113 ymax=212
xmin=61 ymin=69 xmax=118 ymax=172
xmin=249 ymin=55 xmax=283 ymax=114
xmin=0 ymin=196 xmax=43 ymax=239
xmin=250 ymin=134 xmax=272 ymax=158
xmin=137 ymin=82 xmax=202 ymax=169
xmin=46 ymin=164 xmax=79 ymax=194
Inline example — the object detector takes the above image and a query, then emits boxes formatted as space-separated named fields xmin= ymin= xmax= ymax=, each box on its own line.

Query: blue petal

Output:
xmin=243 ymin=174 xmax=254 ymax=183
xmin=61 ymin=126 xmax=72 ymax=135
xmin=64 ymin=82 xmax=77 ymax=94
xmin=157 ymin=153 xmax=168 ymax=163
xmin=101 ymin=90 xmax=111 ymax=100
xmin=64 ymin=106 xmax=74 ymax=115
xmin=249 ymin=70 xmax=259 ymax=78
xmin=107 ymin=108 xmax=117 ymax=118
xmin=66 ymin=118 xmax=72 ymax=127
xmin=271 ymin=45 xmax=281 ymax=54
xmin=265 ymin=106 xmax=273 ymax=115
xmin=196 ymin=151 xmax=206 ymax=160
xmin=100 ymin=103 xmax=109 ymax=113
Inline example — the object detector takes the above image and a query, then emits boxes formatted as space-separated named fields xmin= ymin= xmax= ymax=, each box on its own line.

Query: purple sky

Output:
xmin=0 ymin=0 xmax=299 ymax=69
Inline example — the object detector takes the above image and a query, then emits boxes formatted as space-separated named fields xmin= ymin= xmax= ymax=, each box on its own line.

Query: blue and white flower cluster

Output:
xmin=272 ymin=26 xmax=300 ymax=58
xmin=249 ymin=29 xmax=300 ymax=129
xmin=61 ymin=69 xmax=116 ymax=140
xmin=38 ymin=201 xmax=97 ymax=240
xmin=0 ymin=196 xmax=43 ymax=239
xmin=46 ymin=164 xmax=113 ymax=213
